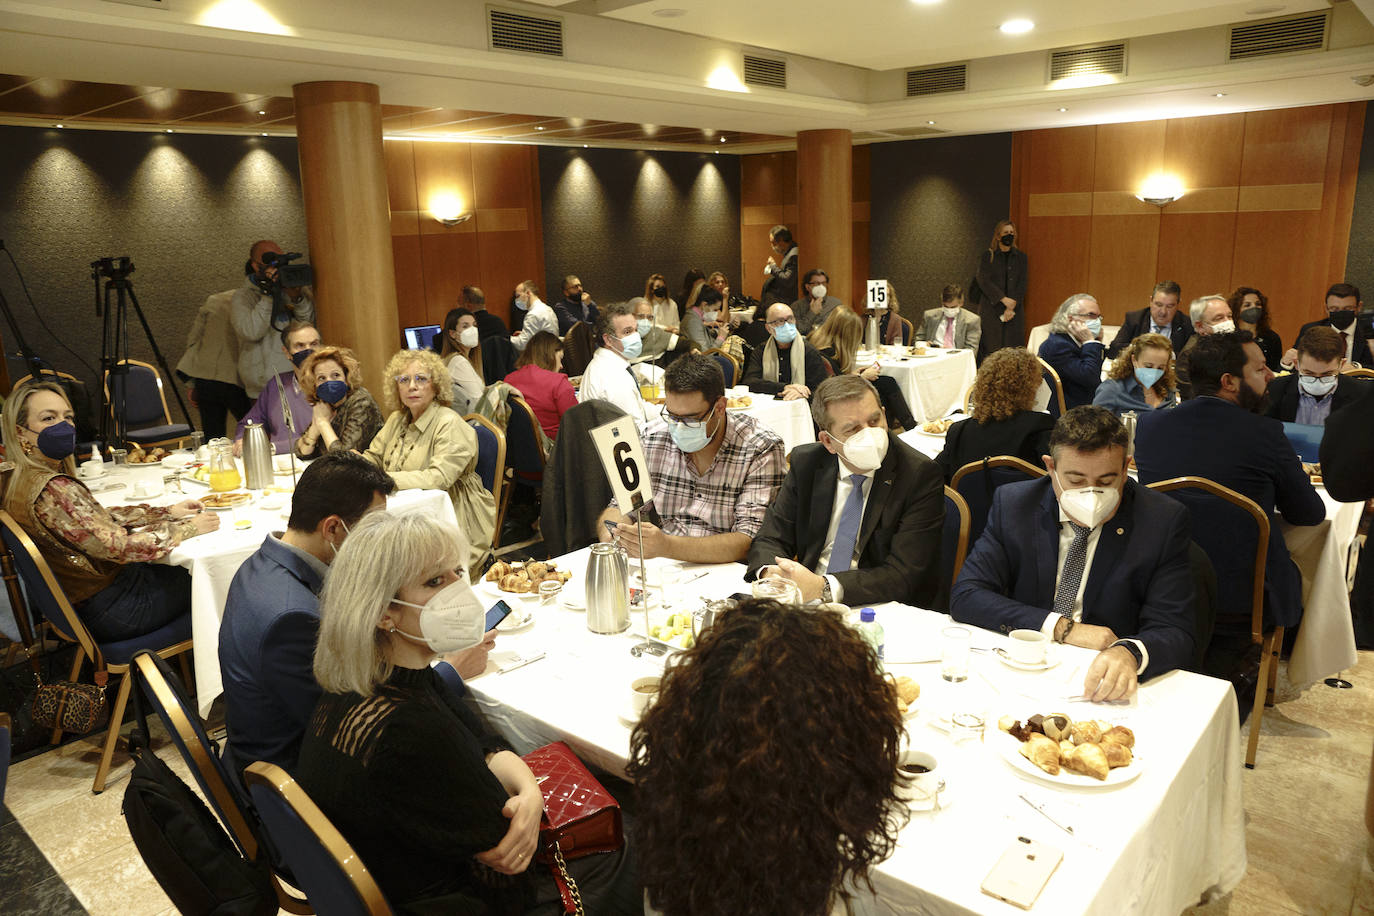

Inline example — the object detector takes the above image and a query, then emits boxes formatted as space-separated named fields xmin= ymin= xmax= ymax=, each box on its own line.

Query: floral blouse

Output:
xmin=34 ymin=477 xmax=195 ymax=564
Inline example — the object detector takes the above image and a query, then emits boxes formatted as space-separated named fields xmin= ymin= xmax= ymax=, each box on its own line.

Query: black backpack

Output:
xmin=121 ymin=661 xmax=277 ymax=916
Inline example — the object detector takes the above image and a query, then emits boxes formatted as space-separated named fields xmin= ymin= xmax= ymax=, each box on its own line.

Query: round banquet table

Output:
xmin=857 ymin=345 xmax=977 ymax=423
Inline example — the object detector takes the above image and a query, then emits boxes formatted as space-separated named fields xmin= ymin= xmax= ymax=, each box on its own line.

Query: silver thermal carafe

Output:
xmin=240 ymin=421 xmax=273 ymax=490
xmin=585 ymin=543 xmax=631 ymax=634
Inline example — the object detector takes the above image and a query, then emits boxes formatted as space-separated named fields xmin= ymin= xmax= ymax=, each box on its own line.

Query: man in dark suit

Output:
xmin=1107 ymin=280 xmax=1193 ymax=358
xmin=760 ymin=226 xmax=799 ymax=307
xmin=1135 ymin=331 xmax=1324 ymax=675
xmin=1037 ymin=293 xmax=1105 ymax=414
xmin=951 ymin=407 xmax=1195 ymax=700
xmin=746 ymin=375 xmax=944 ymax=608
xmin=1264 ymin=325 xmax=1365 ymax=424
xmin=461 ymin=285 xmax=508 ymax=341
xmin=1284 ymin=282 xmax=1373 ymax=369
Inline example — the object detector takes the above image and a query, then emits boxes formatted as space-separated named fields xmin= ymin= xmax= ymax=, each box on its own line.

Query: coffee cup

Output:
xmin=629 ymin=675 xmax=661 ymax=716
xmin=132 ymin=480 xmax=160 ymax=499
xmin=78 ymin=460 xmax=104 ymax=480
xmin=1007 ymin=629 xmax=1048 ymax=665
xmin=896 ymin=749 xmax=940 ymax=809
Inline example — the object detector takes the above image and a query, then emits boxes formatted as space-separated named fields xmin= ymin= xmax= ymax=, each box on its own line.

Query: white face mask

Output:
xmin=1298 ymin=374 xmax=1338 ymax=398
xmin=459 ymin=326 xmax=479 ymax=349
xmin=389 ymin=578 xmax=486 ymax=653
xmin=702 ymin=310 xmax=719 ymax=323
xmin=810 ymin=283 xmax=827 ymax=300
xmin=942 ymin=306 xmax=961 ymax=319
xmin=832 ymin=425 xmax=888 ymax=473
xmin=1208 ymin=319 xmax=1235 ymax=335
xmin=1054 ymin=471 xmax=1120 ymax=529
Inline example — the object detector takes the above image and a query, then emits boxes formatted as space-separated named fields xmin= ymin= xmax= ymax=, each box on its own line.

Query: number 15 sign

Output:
xmin=588 ymin=416 xmax=655 ymax=517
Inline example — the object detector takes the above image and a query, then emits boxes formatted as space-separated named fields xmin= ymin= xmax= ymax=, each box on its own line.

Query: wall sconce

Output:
xmin=434 ymin=213 xmax=473 ymax=227
xmin=1136 ymin=173 xmax=1185 ymax=207
xmin=429 ymin=193 xmax=471 ymax=226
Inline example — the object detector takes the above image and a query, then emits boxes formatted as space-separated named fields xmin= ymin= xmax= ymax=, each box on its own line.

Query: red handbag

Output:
xmin=521 ymin=742 xmax=623 ymax=915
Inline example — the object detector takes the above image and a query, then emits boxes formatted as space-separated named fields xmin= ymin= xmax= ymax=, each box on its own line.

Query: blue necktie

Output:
xmin=828 ymin=474 xmax=867 ymax=574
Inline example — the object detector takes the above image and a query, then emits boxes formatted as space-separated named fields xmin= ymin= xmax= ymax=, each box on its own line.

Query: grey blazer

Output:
xmin=920 ymin=307 xmax=982 ymax=351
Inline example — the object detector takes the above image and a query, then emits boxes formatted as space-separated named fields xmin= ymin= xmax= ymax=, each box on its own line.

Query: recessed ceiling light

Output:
xmin=927 ymin=120 xmax=936 ymax=125
xmin=583 ymin=144 xmax=588 ymax=148
xmin=1057 ymin=107 xmax=1067 ymax=112
xmin=261 ymin=132 xmax=268 ymax=136
xmin=54 ymin=123 xmax=63 ymax=128
xmin=653 ymin=7 xmax=686 ymax=17
xmin=999 ymin=18 xmax=1034 ymax=34
xmin=1215 ymin=92 xmax=1227 ymax=98
xmin=720 ymin=136 xmax=726 ymax=142
xmin=257 ymin=110 xmax=266 ymax=115
xmin=535 ymin=125 xmax=545 ymax=130
xmin=912 ymin=0 xmax=943 ymax=5
xmin=165 ymin=129 xmax=174 ymax=133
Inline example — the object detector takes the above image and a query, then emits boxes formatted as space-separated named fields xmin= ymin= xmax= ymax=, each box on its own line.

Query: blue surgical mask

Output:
xmin=636 ymin=318 xmax=652 ymax=336
xmin=619 ymin=332 xmax=643 ymax=360
xmin=1083 ymin=318 xmax=1102 ymax=337
xmin=317 ymin=379 xmax=349 ymax=405
xmin=669 ymin=407 xmax=720 ymax=454
xmin=28 ymin=421 xmax=76 ymax=461
xmin=1134 ymin=367 xmax=1164 ymax=390
xmin=774 ymin=321 xmax=798 ymax=345
xmin=1298 ymin=374 xmax=1338 ymax=398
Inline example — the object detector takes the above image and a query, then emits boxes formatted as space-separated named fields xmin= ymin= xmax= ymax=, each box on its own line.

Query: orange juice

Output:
xmin=209 ymin=468 xmax=241 ymax=491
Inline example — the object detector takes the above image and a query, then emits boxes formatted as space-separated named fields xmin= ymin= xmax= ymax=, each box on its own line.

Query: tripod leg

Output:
xmin=125 ymin=285 xmax=194 ymax=426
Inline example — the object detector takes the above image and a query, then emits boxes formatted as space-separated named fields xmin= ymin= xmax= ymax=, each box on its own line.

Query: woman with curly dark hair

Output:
xmin=1229 ymin=286 xmax=1282 ymax=371
xmin=627 ymin=598 xmax=907 ymax=916
xmin=935 ymin=346 xmax=1054 ymax=481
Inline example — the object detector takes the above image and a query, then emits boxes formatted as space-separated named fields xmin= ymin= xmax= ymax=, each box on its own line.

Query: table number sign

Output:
xmin=867 ymin=279 xmax=889 ymax=310
xmin=589 ymin=416 xmax=655 ymax=518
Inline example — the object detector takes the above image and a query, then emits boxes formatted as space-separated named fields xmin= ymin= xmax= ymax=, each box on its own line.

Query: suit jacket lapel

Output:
xmin=1082 ymin=485 xmax=1133 ymax=616
xmin=856 ymin=438 xmax=898 ymax=555
xmin=804 ymin=453 xmax=839 ymax=568
xmin=1034 ymin=485 xmax=1060 ymax=609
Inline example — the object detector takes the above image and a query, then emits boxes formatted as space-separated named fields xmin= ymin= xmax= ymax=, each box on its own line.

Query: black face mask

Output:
xmin=1000 ymin=233 xmax=1015 ymax=247
xmin=1329 ymin=309 xmax=1356 ymax=330
xmin=653 ymin=287 xmax=666 ymax=297
xmin=1239 ymin=307 xmax=1263 ymax=325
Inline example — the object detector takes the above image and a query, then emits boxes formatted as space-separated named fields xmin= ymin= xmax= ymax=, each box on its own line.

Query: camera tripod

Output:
xmin=91 ymin=257 xmax=191 ymax=449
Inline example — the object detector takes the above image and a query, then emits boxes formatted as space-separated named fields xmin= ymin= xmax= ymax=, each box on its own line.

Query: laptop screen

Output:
xmin=402 ymin=325 xmax=441 ymax=351
xmin=1281 ymin=421 xmax=1324 ymax=464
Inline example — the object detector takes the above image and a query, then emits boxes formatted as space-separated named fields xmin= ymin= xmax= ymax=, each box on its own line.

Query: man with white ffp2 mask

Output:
xmin=792 ymin=268 xmax=842 ymax=337
xmin=951 ymin=406 xmax=1196 ymax=701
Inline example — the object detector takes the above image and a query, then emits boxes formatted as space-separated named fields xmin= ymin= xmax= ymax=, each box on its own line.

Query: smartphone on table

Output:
xmin=980 ymin=836 xmax=1063 ymax=910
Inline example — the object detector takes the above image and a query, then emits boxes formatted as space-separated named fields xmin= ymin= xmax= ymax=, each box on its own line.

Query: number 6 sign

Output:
xmin=589 ymin=416 xmax=655 ymax=517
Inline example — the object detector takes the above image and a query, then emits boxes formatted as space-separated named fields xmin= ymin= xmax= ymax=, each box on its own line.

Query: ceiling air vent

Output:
xmin=488 ymin=7 xmax=564 ymax=58
xmin=743 ymin=55 xmax=787 ymax=89
xmin=1049 ymin=43 xmax=1126 ymax=82
xmin=906 ymin=64 xmax=966 ymax=97
xmin=1228 ymin=12 xmax=1328 ymax=60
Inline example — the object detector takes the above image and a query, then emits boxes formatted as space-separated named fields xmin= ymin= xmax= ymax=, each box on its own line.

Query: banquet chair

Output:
xmin=561 ymin=322 xmax=595 ymax=378
xmin=11 ymin=368 xmax=101 ymax=459
xmin=0 ymin=711 xmax=10 ymax=804
xmin=937 ymin=486 xmax=971 ymax=612
xmin=1341 ymin=367 xmax=1374 ymax=378
xmin=245 ymin=762 xmax=393 ymax=916
xmin=702 ymin=348 xmax=739 ymax=388
xmin=1026 ymin=323 xmax=1052 ymax=355
xmin=131 ymin=651 xmax=311 ymax=913
xmin=950 ymin=456 xmax=1045 ymax=546
xmin=497 ymin=395 xmax=547 ymax=555
xmin=1145 ymin=477 xmax=1273 ymax=768
xmin=464 ymin=415 xmax=508 ymax=549
xmin=478 ymin=335 xmax=517 ymax=385
xmin=0 ymin=510 xmax=194 ymax=792
xmin=897 ymin=315 xmax=915 ymax=345
xmin=103 ymin=359 xmax=195 ymax=449
xmin=1037 ymin=357 xmax=1067 ymax=418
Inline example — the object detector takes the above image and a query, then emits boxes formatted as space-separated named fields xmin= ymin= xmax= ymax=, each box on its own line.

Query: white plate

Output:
xmin=995 ymin=646 xmax=1061 ymax=672
xmin=909 ymin=350 xmax=941 ymax=359
xmin=995 ymin=733 xmax=1143 ymax=788
xmin=914 ymin=427 xmax=949 ymax=438
xmin=497 ymin=607 xmax=535 ymax=632
xmin=560 ymin=592 xmax=587 ymax=612
xmin=160 ymin=454 xmax=194 ymax=469
xmin=478 ymin=578 xmax=542 ymax=603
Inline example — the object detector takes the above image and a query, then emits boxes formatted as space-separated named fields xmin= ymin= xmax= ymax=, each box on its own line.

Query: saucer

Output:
xmin=497 ymin=608 xmax=535 ymax=632
xmin=901 ymin=780 xmax=952 ymax=812
xmin=996 ymin=647 xmax=1061 ymax=671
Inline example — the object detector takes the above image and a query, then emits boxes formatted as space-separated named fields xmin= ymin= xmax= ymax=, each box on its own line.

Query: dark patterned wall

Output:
xmin=869 ymin=133 xmax=1013 ymax=317
xmin=537 ymin=147 xmax=741 ymax=311
xmin=0 ymin=125 xmax=306 ymax=425
xmin=1347 ymin=105 xmax=1374 ymax=297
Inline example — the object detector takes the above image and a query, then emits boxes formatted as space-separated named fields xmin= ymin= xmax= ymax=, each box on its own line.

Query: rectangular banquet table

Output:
xmin=858 ymin=346 xmax=977 ymax=423
xmin=90 ymin=460 xmax=457 ymax=715
xmin=467 ymin=548 xmax=1247 ymax=916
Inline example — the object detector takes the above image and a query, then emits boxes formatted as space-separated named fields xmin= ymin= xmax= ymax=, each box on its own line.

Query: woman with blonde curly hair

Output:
xmin=362 ymin=348 xmax=496 ymax=571
xmin=295 ymin=346 xmax=384 ymax=458
xmin=935 ymin=346 xmax=1054 ymax=481
xmin=628 ymin=598 xmax=907 ymax=916
xmin=1093 ymin=332 xmax=1177 ymax=415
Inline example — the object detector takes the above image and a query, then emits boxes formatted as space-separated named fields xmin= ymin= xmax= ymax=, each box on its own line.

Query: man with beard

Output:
xmin=1134 ymin=331 xmax=1323 ymax=680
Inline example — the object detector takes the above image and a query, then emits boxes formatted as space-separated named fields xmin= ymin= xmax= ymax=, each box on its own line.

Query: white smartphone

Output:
xmin=980 ymin=836 xmax=1063 ymax=910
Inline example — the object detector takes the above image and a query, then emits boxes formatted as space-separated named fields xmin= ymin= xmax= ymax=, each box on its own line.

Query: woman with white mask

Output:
xmin=298 ymin=511 xmax=639 ymax=914
xmin=439 ymin=307 xmax=486 ymax=415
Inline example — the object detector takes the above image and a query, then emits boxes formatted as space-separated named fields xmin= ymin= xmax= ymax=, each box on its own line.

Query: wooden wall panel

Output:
xmin=1028 ymin=217 xmax=1092 ymax=316
xmin=1157 ymin=212 xmax=1237 ymax=304
xmin=740 ymin=152 xmax=797 ymax=294
xmin=1087 ymin=213 xmax=1160 ymax=321
xmin=1239 ymin=106 xmax=1332 ymax=187
xmin=852 ymin=145 xmax=871 ymax=307
xmin=1093 ymin=121 xmax=1165 ymax=191
xmin=1163 ymin=114 xmax=1245 ymax=191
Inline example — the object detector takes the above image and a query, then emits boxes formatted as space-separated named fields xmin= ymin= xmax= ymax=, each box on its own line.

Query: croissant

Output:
xmin=499 ymin=573 xmax=527 ymax=593
xmin=1064 ymin=743 xmax=1110 ymax=781
xmin=526 ymin=561 xmax=549 ymax=579
xmin=1101 ymin=725 xmax=1135 ymax=749
xmin=485 ymin=561 xmax=510 ymax=582
xmin=1042 ymin=714 xmax=1073 ymax=742
xmin=1071 ymin=720 xmax=1103 ymax=745
xmin=1019 ymin=733 xmax=1061 ymax=775
xmin=1101 ymin=740 xmax=1132 ymax=769
xmin=894 ymin=676 xmax=921 ymax=705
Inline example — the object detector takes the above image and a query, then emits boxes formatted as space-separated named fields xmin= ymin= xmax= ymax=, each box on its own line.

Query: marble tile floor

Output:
xmin=3 ymin=654 xmax=1373 ymax=915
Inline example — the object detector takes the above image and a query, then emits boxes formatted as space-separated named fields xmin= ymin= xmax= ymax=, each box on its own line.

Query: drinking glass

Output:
xmin=752 ymin=577 xmax=802 ymax=605
xmin=941 ymin=626 xmax=971 ymax=682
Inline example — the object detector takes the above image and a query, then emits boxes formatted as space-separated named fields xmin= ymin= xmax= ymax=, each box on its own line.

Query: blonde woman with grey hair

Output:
xmin=297 ymin=511 xmax=640 ymax=914
xmin=1037 ymin=292 xmax=1105 ymax=413
xmin=362 ymin=348 xmax=495 ymax=572
xmin=2 ymin=380 xmax=218 ymax=640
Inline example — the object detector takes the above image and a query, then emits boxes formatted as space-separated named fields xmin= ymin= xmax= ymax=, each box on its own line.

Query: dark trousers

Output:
xmin=79 ymin=563 xmax=191 ymax=642
xmin=192 ymin=378 xmax=253 ymax=441
xmin=874 ymin=375 xmax=917 ymax=430
xmin=978 ymin=305 xmax=1026 ymax=362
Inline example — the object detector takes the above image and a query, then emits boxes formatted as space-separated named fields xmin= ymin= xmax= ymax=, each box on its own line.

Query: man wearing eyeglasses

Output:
xmin=597 ymin=354 xmax=785 ymax=562
xmin=742 ymin=303 xmax=829 ymax=401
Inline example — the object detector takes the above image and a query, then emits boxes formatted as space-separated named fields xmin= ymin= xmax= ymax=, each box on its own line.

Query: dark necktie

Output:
xmin=1052 ymin=522 xmax=1092 ymax=619
xmin=827 ymin=474 xmax=866 ymax=574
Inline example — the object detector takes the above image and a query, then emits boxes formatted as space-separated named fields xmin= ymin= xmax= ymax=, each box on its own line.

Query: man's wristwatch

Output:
xmin=1111 ymin=640 xmax=1144 ymax=668
xmin=820 ymin=578 xmax=834 ymax=604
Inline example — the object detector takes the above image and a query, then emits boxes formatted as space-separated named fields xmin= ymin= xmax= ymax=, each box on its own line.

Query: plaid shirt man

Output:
xmin=627 ymin=411 xmax=785 ymax=538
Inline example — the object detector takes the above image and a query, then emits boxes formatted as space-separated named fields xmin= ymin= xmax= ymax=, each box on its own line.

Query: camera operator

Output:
xmin=232 ymin=240 xmax=315 ymax=398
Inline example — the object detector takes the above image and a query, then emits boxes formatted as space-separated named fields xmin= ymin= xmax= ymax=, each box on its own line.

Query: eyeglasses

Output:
xmin=765 ymin=318 xmax=795 ymax=330
xmin=394 ymin=374 xmax=431 ymax=387
xmin=660 ymin=405 xmax=714 ymax=427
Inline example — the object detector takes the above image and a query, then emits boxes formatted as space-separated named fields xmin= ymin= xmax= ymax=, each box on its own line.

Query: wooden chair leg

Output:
xmin=93 ymin=672 xmax=133 ymax=794
xmin=1245 ymin=632 xmax=1278 ymax=769
xmin=51 ymin=649 xmax=87 ymax=746
xmin=1264 ymin=626 xmax=1283 ymax=708
xmin=176 ymin=651 xmax=193 ymax=696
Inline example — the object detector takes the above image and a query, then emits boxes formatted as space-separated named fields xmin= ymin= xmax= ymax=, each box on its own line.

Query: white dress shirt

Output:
xmin=580 ymin=346 xmax=651 ymax=422
xmin=813 ymin=462 xmax=875 ymax=603
xmin=511 ymin=299 xmax=558 ymax=352
xmin=1038 ymin=503 xmax=1148 ymax=674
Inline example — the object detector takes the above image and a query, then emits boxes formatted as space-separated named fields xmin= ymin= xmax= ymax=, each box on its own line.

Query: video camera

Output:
xmin=91 ymin=256 xmax=135 ymax=282
xmin=251 ymin=251 xmax=315 ymax=329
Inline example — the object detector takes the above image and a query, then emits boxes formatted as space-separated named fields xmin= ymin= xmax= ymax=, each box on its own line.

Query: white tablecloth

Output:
xmin=727 ymin=387 xmax=815 ymax=455
xmin=859 ymin=347 xmax=977 ymax=422
xmin=91 ymin=462 xmax=457 ymax=715
xmin=1284 ymin=486 xmax=1363 ymax=685
xmin=468 ymin=549 xmax=1247 ymax=916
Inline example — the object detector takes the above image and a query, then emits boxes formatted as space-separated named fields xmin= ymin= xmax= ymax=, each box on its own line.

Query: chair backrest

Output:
xmin=0 ymin=510 xmax=96 ymax=661
xmin=478 ymin=335 xmax=517 ymax=385
xmin=1036 ymin=356 xmax=1067 ymax=418
xmin=561 ymin=322 xmax=595 ymax=377
xmin=0 ymin=711 xmax=10 ymax=804
xmin=1026 ymin=323 xmax=1052 ymax=354
xmin=505 ymin=394 xmax=547 ymax=475
xmin=244 ymin=762 xmax=392 ymax=916
xmin=1145 ymin=476 xmax=1268 ymax=639
xmin=898 ymin=315 xmax=914 ymax=345
xmin=702 ymin=349 xmax=739 ymax=388
xmin=950 ymin=456 xmax=1046 ymax=546
xmin=106 ymin=359 xmax=174 ymax=430
xmin=463 ymin=414 xmax=506 ymax=497
xmin=1341 ymin=367 xmax=1374 ymax=378
xmin=942 ymin=486 xmax=971 ymax=591
xmin=132 ymin=652 xmax=262 ymax=860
